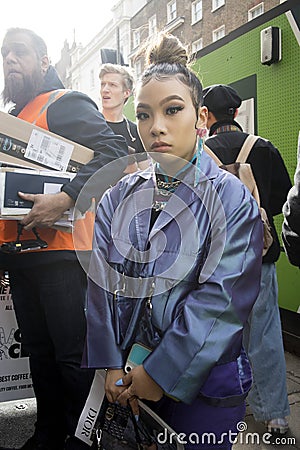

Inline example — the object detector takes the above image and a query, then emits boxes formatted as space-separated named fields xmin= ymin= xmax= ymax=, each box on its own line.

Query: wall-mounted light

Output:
xmin=260 ymin=26 xmax=282 ymax=66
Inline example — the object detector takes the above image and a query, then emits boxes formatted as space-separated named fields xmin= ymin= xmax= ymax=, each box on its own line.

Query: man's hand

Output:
xmin=19 ymin=191 xmax=75 ymax=230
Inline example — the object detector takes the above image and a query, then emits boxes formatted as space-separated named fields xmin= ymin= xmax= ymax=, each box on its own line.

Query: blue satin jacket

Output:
xmin=83 ymin=151 xmax=263 ymax=405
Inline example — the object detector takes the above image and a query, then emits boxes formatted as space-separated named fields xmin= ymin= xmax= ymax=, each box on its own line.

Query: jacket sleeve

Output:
xmin=143 ymin=182 xmax=263 ymax=404
xmin=82 ymin=184 xmax=126 ymax=369
xmin=282 ymin=155 xmax=300 ymax=267
xmin=46 ymin=91 xmax=128 ymax=212
xmin=268 ymin=143 xmax=292 ymax=216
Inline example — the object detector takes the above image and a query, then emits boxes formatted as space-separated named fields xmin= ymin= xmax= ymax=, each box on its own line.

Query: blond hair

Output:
xmin=99 ymin=63 xmax=134 ymax=92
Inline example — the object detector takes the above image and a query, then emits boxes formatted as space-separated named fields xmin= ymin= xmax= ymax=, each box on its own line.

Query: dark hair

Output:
xmin=4 ymin=28 xmax=47 ymax=59
xmin=213 ymin=111 xmax=235 ymax=121
xmin=135 ymin=32 xmax=203 ymax=114
xmin=136 ymin=32 xmax=203 ymax=113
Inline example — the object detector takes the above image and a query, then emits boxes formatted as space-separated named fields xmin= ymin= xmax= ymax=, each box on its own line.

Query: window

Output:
xmin=90 ymin=69 xmax=94 ymax=89
xmin=192 ymin=38 xmax=203 ymax=53
xmin=213 ymin=25 xmax=225 ymax=42
xmin=192 ymin=0 xmax=202 ymax=24
xmin=167 ymin=0 xmax=177 ymax=23
xmin=248 ymin=3 xmax=264 ymax=21
xmin=133 ymin=30 xmax=140 ymax=49
xmin=135 ymin=60 xmax=142 ymax=78
xmin=148 ymin=15 xmax=157 ymax=36
xmin=212 ymin=0 xmax=225 ymax=11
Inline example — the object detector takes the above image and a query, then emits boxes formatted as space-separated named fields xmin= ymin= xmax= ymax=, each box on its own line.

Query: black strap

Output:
xmin=199 ymin=391 xmax=248 ymax=408
xmin=128 ymin=400 xmax=143 ymax=448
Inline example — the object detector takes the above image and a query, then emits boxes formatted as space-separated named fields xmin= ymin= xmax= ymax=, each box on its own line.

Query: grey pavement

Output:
xmin=0 ymin=351 xmax=299 ymax=449
xmin=233 ymin=351 xmax=300 ymax=450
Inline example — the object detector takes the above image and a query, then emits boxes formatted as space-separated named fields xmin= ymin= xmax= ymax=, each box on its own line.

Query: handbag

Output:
xmin=93 ymin=396 xmax=184 ymax=450
xmin=93 ymin=397 xmax=137 ymax=449
xmin=113 ymin=277 xmax=161 ymax=353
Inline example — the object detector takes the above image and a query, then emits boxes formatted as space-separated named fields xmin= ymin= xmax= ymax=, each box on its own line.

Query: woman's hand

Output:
xmin=106 ymin=368 xmax=140 ymax=418
xmin=105 ymin=368 xmax=126 ymax=403
xmin=116 ymin=365 xmax=164 ymax=405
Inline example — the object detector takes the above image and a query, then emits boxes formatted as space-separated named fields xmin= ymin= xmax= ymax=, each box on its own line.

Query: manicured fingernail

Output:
xmin=115 ymin=378 xmax=124 ymax=386
xmin=135 ymin=415 xmax=139 ymax=422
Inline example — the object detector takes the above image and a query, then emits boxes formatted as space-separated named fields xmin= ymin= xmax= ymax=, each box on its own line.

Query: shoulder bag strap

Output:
xmin=236 ymin=135 xmax=259 ymax=163
xmin=204 ymin=143 xmax=223 ymax=166
xmin=237 ymin=135 xmax=262 ymax=207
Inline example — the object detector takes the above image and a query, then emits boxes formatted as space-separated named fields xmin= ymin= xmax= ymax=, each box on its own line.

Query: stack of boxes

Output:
xmin=0 ymin=112 xmax=93 ymax=228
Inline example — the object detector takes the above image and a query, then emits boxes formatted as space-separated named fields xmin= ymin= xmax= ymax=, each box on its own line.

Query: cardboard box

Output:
xmin=0 ymin=111 xmax=94 ymax=173
xmin=0 ymin=168 xmax=75 ymax=226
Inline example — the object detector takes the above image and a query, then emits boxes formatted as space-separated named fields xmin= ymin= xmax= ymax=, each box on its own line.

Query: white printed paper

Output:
xmin=25 ymin=129 xmax=74 ymax=171
xmin=75 ymin=370 xmax=106 ymax=446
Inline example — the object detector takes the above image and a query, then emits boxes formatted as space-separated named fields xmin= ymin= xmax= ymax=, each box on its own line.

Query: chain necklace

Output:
xmin=151 ymin=157 xmax=197 ymax=212
xmin=152 ymin=178 xmax=181 ymax=211
xmin=157 ymin=179 xmax=181 ymax=192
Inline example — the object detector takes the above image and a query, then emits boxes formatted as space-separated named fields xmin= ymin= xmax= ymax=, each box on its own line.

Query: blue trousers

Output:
xmin=9 ymin=260 xmax=95 ymax=449
xmin=243 ymin=263 xmax=290 ymax=421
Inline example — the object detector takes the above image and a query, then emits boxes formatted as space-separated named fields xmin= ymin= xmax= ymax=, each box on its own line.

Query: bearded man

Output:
xmin=0 ymin=28 xmax=127 ymax=450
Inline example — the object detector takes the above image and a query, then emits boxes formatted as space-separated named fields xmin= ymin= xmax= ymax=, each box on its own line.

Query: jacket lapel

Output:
xmin=134 ymin=152 xmax=219 ymax=244
xmin=148 ymin=181 xmax=199 ymax=241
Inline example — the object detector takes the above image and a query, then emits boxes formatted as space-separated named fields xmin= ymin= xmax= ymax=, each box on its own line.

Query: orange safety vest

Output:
xmin=0 ymin=90 xmax=94 ymax=252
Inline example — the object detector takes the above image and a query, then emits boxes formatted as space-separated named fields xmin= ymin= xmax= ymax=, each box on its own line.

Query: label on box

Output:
xmin=25 ymin=129 xmax=74 ymax=171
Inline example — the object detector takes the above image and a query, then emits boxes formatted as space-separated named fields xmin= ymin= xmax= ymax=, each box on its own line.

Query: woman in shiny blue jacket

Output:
xmin=83 ymin=32 xmax=263 ymax=449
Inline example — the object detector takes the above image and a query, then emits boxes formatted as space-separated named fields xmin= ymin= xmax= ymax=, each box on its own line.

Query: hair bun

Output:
xmin=145 ymin=32 xmax=188 ymax=67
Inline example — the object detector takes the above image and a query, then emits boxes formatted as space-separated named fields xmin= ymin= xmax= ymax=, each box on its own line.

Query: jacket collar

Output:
xmin=209 ymin=119 xmax=243 ymax=136
xmin=133 ymin=151 xmax=220 ymax=242
xmin=137 ymin=150 xmax=219 ymax=184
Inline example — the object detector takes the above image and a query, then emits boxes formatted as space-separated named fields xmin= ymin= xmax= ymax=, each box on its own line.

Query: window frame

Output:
xmin=90 ymin=69 xmax=95 ymax=89
xmin=167 ymin=0 xmax=177 ymax=23
xmin=191 ymin=0 xmax=203 ymax=24
xmin=192 ymin=38 xmax=203 ymax=53
xmin=212 ymin=24 xmax=225 ymax=42
xmin=212 ymin=0 xmax=225 ymax=12
xmin=148 ymin=14 xmax=157 ymax=36
xmin=135 ymin=59 xmax=142 ymax=78
xmin=248 ymin=2 xmax=264 ymax=21
xmin=132 ymin=29 xmax=141 ymax=49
